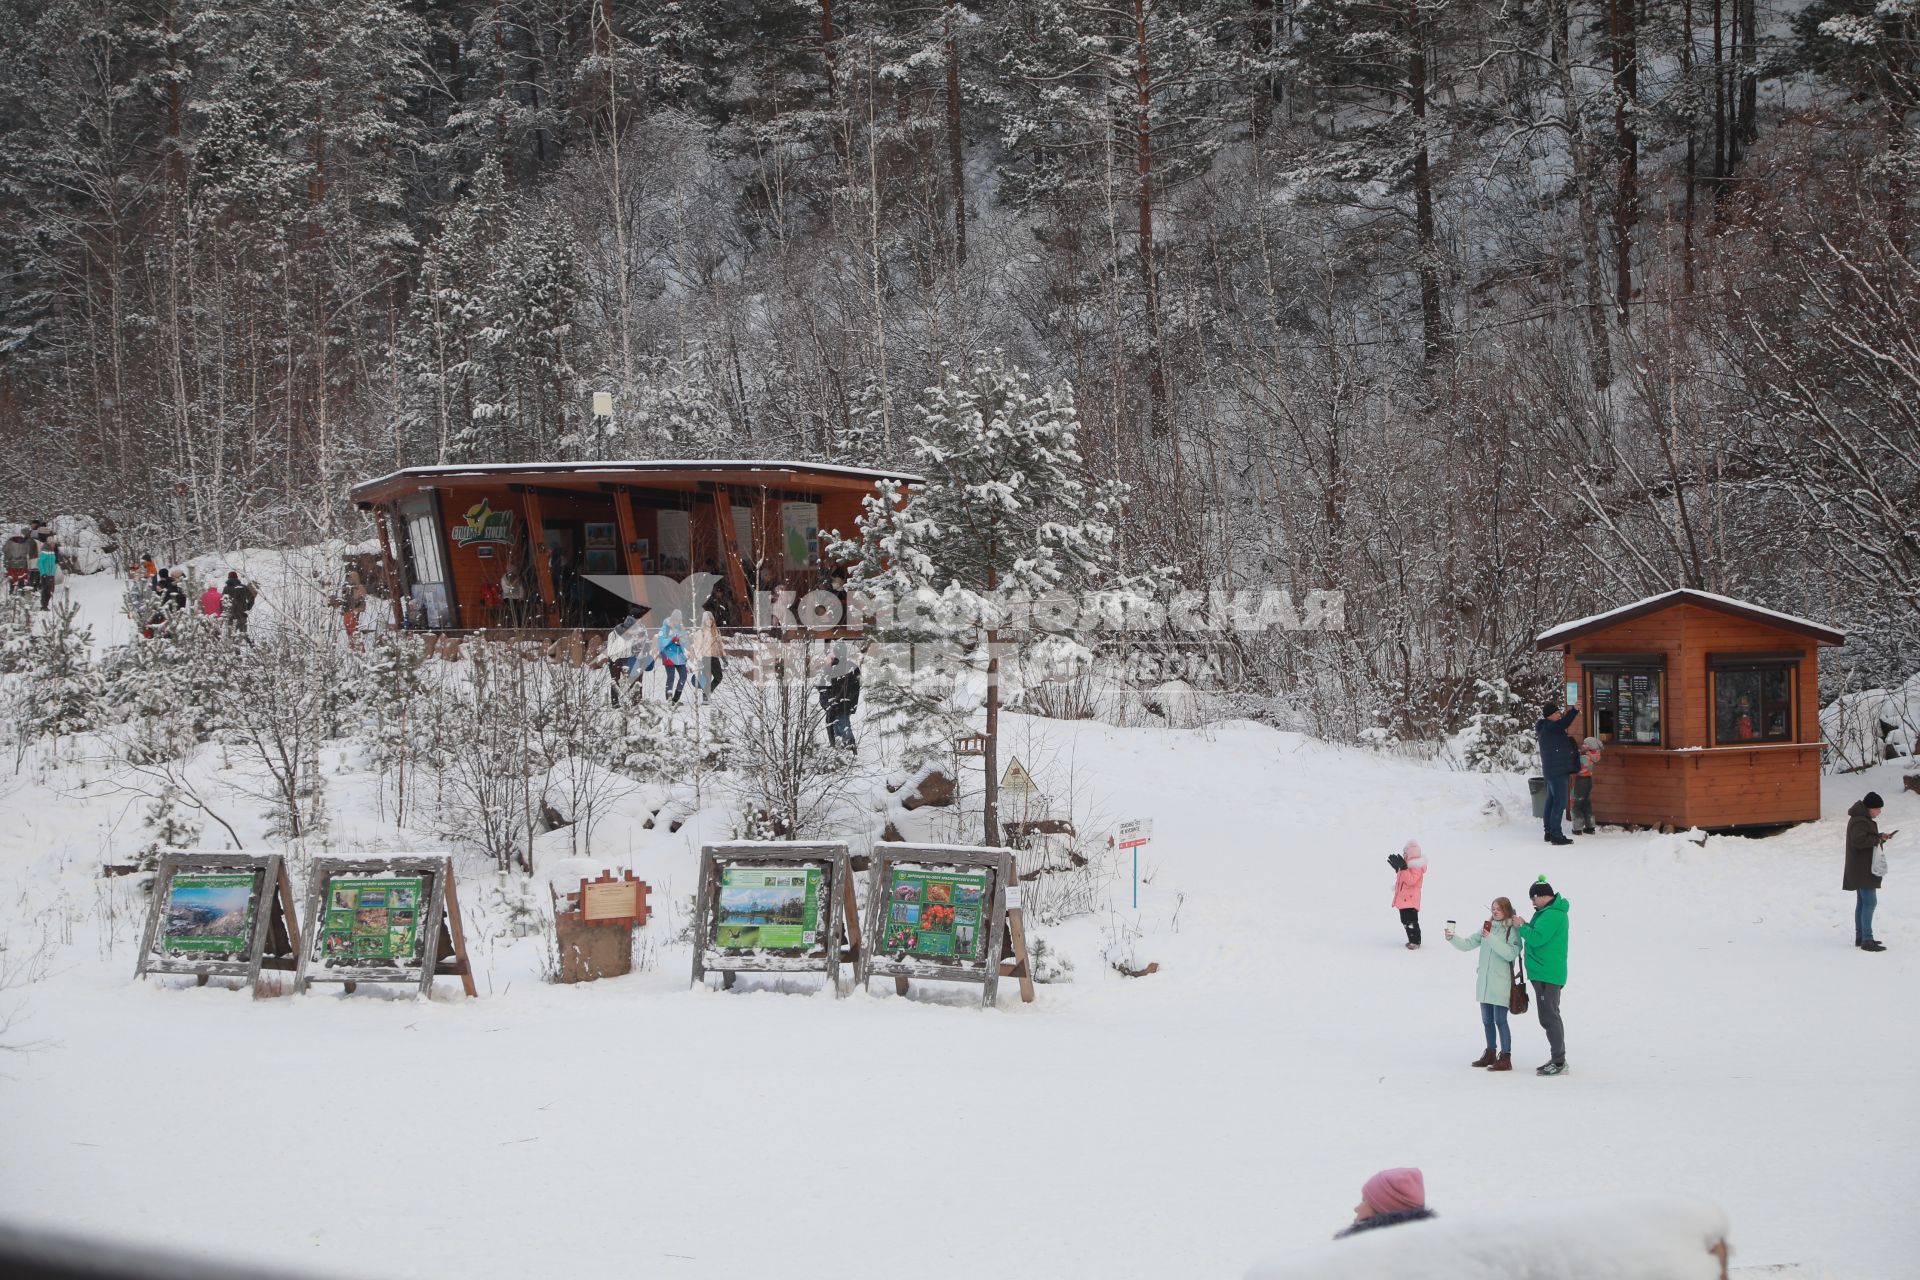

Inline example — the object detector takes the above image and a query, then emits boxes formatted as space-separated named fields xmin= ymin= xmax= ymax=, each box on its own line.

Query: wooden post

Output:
xmin=612 ymin=485 xmax=643 ymax=592
xmin=442 ymin=870 xmax=478 ymax=998
xmin=710 ymin=484 xmax=751 ymax=614
xmin=521 ymin=489 xmax=560 ymax=627
xmin=374 ymin=505 xmax=405 ymax=629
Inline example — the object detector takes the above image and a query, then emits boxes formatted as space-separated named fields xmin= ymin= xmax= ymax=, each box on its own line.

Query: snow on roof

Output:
xmin=1535 ymin=588 xmax=1844 ymax=648
xmin=349 ymin=458 xmax=920 ymax=499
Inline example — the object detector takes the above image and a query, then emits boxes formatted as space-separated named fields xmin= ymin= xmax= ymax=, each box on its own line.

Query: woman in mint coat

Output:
xmin=1446 ymin=897 xmax=1520 ymax=1072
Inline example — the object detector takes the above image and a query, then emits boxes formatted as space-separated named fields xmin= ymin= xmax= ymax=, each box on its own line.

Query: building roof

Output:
xmin=1535 ymin=589 xmax=1845 ymax=650
xmin=348 ymin=458 xmax=921 ymax=505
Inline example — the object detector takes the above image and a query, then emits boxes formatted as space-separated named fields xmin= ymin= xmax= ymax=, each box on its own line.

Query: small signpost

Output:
xmin=295 ymin=855 xmax=476 ymax=998
xmin=859 ymin=844 xmax=1034 ymax=1006
xmin=551 ymin=871 xmax=652 ymax=984
xmin=135 ymin=852 xmax=302 ymax=996
xmin=1114 ymin=818 xmax=1154 ymax=909
xmin=692 ymin=842 xmax=859 ymax=995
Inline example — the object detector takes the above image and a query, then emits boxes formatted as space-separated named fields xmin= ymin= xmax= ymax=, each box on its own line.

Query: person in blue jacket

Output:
xmin=656 ymin=610 xmax=689 ymax=703
xmin=1535 ymin=701 xmax=1581 ymax=845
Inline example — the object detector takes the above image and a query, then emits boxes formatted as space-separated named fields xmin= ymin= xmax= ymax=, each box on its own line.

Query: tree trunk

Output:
xmin=1680 ymin=0 xmax=1696 ymax=293
xmin=1609 ymin=0 xmax=1638 ymax=323
xmin=1553 ymin=0 xmax=1612 ymax=389
xmin=1134 ymin=0 xmax=1169 ymax=436
xmin=1408 ymin=0 xmax=1447 ymax=364
xmin=944 ymin=0 xmax=968 ymax=266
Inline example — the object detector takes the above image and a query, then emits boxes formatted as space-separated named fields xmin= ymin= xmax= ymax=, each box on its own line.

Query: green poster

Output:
xmin=714 ymin=865 xmax=824 ymax=950
xmin=321 ymin=877 xmax=425 ymax=963
xmin=882 ymin=868 xmax=989 ymax=961
xmin=162 ymin=873 xmax=257 ymax=954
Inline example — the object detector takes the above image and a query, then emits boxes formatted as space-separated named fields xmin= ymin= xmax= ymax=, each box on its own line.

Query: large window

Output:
xmin=1588 ymin=667 xmax=1663 ymax=745
xmin=1712 ymin=664 xmax=1794 ymax=744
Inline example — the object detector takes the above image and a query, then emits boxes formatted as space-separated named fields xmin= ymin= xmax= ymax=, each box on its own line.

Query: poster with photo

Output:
xmin=780 ymin=501 xmax=818 ymax=568
xmin=584 ymin=522 xmax=616 ymax=549
xmin=321 ymin=876 xmax=425 ymax=962
xmin=713 ymin=865 xmax=824 ymax=951
xmin=881 ymin=867 xmax=989 ymax=961
xmin=161 ymin=873 xmax=258 ymax=955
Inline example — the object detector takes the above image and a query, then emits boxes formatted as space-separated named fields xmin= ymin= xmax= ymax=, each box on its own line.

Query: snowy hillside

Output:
xmin=0 ymin=570 xmax=1913 ymax=1278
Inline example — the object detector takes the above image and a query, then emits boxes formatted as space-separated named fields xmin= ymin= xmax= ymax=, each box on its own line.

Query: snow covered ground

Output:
xmin=0 ymin=571 xmax=1914 ymax=1278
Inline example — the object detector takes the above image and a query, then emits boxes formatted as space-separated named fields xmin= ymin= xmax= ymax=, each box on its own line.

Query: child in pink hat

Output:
xmin=1388 ymin=841 xmax=1427 ymax=949
xmin=1336 ymin=1166 xmax=1434 ymax=1238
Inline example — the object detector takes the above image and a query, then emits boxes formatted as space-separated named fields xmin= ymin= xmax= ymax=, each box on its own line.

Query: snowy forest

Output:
xmin=2 ymin=0 xmax=1916 ymax=739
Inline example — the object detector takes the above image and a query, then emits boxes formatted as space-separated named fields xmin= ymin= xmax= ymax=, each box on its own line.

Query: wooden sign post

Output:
xmin=135 ymin=852 xmax=303 ymax=996
xmin=692 ymin=842 xmax=858 ymax=996
xmin=551 ymin=871 xmax=652 ymax=984
xmin=295 ymin=855 xmax=476 ymax=998
xmin=859 ymin=844 xmax=1034 ymax=1007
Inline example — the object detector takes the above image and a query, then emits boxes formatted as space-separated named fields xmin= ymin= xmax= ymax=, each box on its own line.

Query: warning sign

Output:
xmin=1000 ymin=756 xmax=1039 ymax=794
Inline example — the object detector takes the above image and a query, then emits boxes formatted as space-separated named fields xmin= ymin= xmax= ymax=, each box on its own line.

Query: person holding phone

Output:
xmin=1535 ymin=701 xmax=1581 ymax=845
xmin=1447 ymin=899 xmax=1521 ymax=1071
xmin=1845 ymin=791 xmax=1894 ymax=951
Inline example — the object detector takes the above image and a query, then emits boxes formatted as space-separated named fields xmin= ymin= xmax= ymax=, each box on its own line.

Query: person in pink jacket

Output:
xmin=198 ymin=584 xmax=225 ymax=618
xmin=1387 ymin=840 xmax=1427 ymax=950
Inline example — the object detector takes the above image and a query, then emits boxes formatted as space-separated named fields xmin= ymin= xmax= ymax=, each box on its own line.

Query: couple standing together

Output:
xmin=1445 ymin=877 xmax=1571 ymax=1077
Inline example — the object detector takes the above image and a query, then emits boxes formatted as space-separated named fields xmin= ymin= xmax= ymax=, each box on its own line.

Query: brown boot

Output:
xmin=1471 ymin=1048 xmax=1496 ymax=1068
xmin=1487 ymin=1052 xmax=1512 ymax=1072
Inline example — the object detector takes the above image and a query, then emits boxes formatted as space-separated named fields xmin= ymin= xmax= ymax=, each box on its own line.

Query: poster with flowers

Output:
xmin=882 ymin=867 xmax=988 ymax=961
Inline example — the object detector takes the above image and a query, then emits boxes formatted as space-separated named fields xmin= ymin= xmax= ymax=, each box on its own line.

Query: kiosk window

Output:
xmin=1589 ymin=668 xmax=1662 ymax=745
xmin=1714 ymin=666 xmax=1793 ymax=744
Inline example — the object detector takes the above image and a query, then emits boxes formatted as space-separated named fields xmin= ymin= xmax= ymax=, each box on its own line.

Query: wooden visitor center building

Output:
xmin=1536 ymin=590 xmax=1845 ymax=830
xmin=348 ymin=460 xmax=916 ymax=633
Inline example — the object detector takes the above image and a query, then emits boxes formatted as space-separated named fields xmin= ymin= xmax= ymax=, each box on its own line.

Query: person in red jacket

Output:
xmin=1387 ymin=840 xmax=1428 ymax=950
xmin=199 ymin=584 xmax=225 ymax=618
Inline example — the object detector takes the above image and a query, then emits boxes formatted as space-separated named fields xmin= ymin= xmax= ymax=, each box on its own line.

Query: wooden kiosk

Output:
xmin=347 ymin=459 xmax=916 ymax=634
xmin=1535 ymin=590 xmax=1844 ymax=830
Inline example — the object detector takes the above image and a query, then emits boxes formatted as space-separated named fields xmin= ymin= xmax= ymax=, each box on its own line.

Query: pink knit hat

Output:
xmin=1361 ymin=1167 xmax=1425 ymax=1214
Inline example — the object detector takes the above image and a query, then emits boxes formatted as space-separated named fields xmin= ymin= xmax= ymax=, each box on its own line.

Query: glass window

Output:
xmin=1714 ymin=666 xmax=1794 ymax=744
xmin=1588 ymin=668 xmax=1662 ymax=745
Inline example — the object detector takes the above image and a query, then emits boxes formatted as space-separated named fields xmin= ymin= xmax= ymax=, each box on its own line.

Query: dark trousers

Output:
xmin=706 ymin=656 xmax=724 ymax=693
xmin=1571 ymin=775 xmax=1594 ymax=831
xmin=1543 ymin=773 xmax=1569 ymax=839
xmin=1398 ymin=907 xmax=1421 ymax=946
xmin=1533 ymin=980 xmax=1566 ymax=1064
xmin=38 ymin=576 xmax=54 ymax=610
xmin=827 ymin=711 xmax=855 ymax=749
xmin=664 ymin=662 xmax=687 ymax=703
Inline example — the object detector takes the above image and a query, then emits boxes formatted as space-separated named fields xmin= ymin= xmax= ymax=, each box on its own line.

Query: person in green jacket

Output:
xmin=1516 ymin=877 xmax=1570 ymax=1075
xmin=1446 ymin=897 xmax=1522 ymax=1072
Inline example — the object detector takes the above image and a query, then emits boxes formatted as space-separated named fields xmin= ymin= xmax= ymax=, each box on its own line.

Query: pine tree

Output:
xmin=837 ymin=357 xmax=1141 ymax=843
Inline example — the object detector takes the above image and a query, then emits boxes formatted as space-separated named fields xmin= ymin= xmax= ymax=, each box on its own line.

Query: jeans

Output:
xmin=1480 ymin=1001 xmax=1512 ymax=1053
xmin=1543 ymin=773 xmax=1569 ymax=839
xmin=663 ymin=662 xmax=688 ymax=703
xmin=1571 ymin=775 xmax=1594 ymax=830
xmin=1533 ymin=980 xmax=1566 ymax=1064
xmin=827 ymin=711 xmax=855 ymax=749
xmin=1856 ymin=888 xmax=1878 ymax=943
xmin=1398 ymin=907 xmax=1421 ymax=945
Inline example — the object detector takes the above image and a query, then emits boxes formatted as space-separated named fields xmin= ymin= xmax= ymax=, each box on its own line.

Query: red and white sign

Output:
xmin=1115 ymin=819 xmax=1153 ymax=850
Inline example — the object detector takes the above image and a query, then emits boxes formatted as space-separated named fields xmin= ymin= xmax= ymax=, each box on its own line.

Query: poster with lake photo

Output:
xmin=713 ymin=865 xmax=823 ymax=952
xmin=161 ymin=873 xmax=258 ymax=954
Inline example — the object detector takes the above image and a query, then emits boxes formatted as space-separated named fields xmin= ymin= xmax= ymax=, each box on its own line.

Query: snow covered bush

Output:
xmin=1457 ymin=677 xmax=1541 ymax=773
xmin=10 ymin=600 xmax=105 ymax=747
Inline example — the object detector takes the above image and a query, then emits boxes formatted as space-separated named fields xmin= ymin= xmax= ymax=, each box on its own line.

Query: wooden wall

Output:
xmin=1557 ymin=603 xmax=1826 ymax=829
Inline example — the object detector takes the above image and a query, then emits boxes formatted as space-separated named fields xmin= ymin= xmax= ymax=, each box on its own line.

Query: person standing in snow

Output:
xmin=199 ymin=582 xmax=225 ymax=619
xmin=223 ymin=571 xmax=255 ymax=636
xmin=1516 ymin=876 xmax=1571 ymax=1075
xmin=605 ymin=607 xmax=647 ymax=706
xmin=818 ymin=641 xmax=861 ymax=751
xmin=1535 ymin=701 xmax=1581 ymax=845
xmin=2 ymin=527 xmax=33 ymax=594
xmin=1387 ymin=840 xmax=1427 ymax=949
xmin=35 ymin=537 xmax=59 ymax=610
xmin=1335 ymin=1168 xmax=1433 ymax=1239
xmin=1446 ymin=898 xmax=1521 ymax=1071
xmin=1845 ymin=791 xmax=1893 ymax=951
xmin=1570 ymin=736 xmax=1601 ymax=835
xmin=656 ymin=609 xmax=689 ymax=703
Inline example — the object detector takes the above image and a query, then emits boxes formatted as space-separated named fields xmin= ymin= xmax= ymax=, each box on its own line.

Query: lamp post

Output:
xmin=592 ymin=391 xmax=614 ymax=458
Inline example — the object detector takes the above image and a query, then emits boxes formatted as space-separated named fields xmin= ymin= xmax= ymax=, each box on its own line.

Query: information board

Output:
xmin=860 ymin=845 xmax=1031 ymax=1006
xmin=295 ymin=856 xmax=476 ymax=998
xmin=136 ymin=852 xmax=303 ymax=994
xmin=692 ymin=842 xmax=857 ymax=995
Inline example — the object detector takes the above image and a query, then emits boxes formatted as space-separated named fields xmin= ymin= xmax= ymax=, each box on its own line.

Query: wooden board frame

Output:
xmin=294 ymin=855 xmax=477 ymax=998
xmin=859 ymin=844 xmax=1033 ymax=1007
xmin=135 ymin=852 xmax=303 ymax=996
xmin=691 ymin=842 xmax=858 ymax=996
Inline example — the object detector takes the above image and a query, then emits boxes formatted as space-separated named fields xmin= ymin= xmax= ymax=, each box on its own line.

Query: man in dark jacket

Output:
xmin=1845 ymin=792 xmax=1891 ymax=951
xmin=222 ymin=571 xmax=256 ymax=635
xmin=818 ymin=644 xmax=861 ymax=752
xmin=1535 ymin=701 xmax=1581 ymax=845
